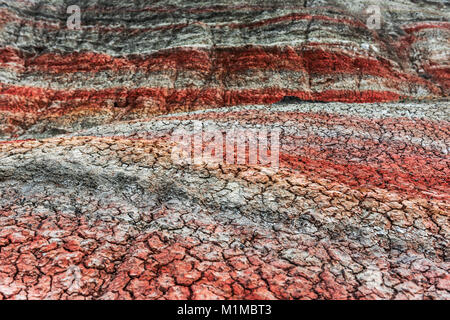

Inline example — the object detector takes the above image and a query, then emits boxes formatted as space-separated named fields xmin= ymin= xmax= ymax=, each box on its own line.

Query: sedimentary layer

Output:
xmin=0 ymin=0 xmax=449 ymax=139
xmin=0 ymin=0 xmax=449 ymax=300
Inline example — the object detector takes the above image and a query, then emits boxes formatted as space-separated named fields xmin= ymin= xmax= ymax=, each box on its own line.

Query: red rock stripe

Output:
xmin=1 ymin=133 xmax=447 ymax=201
xmin=287 ymin=137 xmax=449 ymax=178
xmin=0 ymin=139 xmax=34 ymax=145
xmin=0 ymin=46 xmax=391 ymax=76
xmin=96 ymin=132 xmax=448 ymax=200
xmin=0 ymin=47 xmax=436 ymax=91
xmin=93 ymin=132 xmax=449 ymax=200
xmin=280 ymin=152 xmax=449 ymax=200
xmin=424 ymin=65 xmax=450 ymax=90
xmin=0 ymin=47 xmax=25 ymax=71
xmin=0 ymin=85 xmax=405 ymax=114
xmin=119 ymin=127 xmax=448 ymax=186
xmin=403 ymin=22 xmax=450 ymax=34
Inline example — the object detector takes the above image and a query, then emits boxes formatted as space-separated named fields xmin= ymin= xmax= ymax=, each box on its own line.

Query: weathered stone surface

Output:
xmin=0 ymin=0 xmax=448 ymax=300
xmin=0 ymin=0 xmax=449 ymax=139
xmin=0 ymin=101 xmax=449 ymax=300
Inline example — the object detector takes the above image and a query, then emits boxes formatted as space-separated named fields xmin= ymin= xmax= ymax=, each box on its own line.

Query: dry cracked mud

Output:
xmin=0 ymin=0 xmax=449 ymax=300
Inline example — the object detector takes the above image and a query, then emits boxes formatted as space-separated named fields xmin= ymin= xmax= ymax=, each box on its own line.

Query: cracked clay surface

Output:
xmin=0 ymin=0 xmax=449 ymax=300
xmin=0 ymin=101 xmax=449 ymax=299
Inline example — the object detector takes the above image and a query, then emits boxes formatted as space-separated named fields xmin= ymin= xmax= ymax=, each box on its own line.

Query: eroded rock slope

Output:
xmin=0 ymin=0 xmax=448 ymax=300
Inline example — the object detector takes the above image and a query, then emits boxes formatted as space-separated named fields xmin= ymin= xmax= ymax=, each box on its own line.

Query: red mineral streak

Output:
xmin=0 ymin=139 xmax=34 ymax=145
xmin=0 ymin=46 xmax=439 ymax=96
xmin=0 ymin=85 xmax=405 ymax=115
xmin=0 ymin=46 xmax=435 ymax=85
xmin=154 ymin=127 xmax=449 ymax=200
xmin=280 ymin=152 xmax=449 ymax=200
xmin=0 ymin=48 xmax=24 ymax=70
xmin=403 ymin=22 xmax=450 ymax=34
xmin=424 ymin=65 xmax=450 ymax=90
xmin=61 ymin=126 xmax=448 ymax=200
xmin=28 ymin=49 xmax=212 ymax=73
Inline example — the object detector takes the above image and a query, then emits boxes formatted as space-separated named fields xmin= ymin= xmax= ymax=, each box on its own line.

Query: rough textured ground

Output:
xmin=0 ymin=1 xmax=449 ymax=300
xmin=1 ymin=0 xmax=449 ymax=139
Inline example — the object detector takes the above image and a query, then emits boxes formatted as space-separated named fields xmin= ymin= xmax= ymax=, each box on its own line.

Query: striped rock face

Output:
xmin=0 ymin=0 xmax=449 ymax=138
xmin=0 ymin=1 xmax=449 ymax=300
